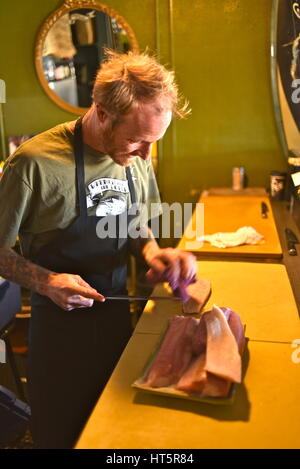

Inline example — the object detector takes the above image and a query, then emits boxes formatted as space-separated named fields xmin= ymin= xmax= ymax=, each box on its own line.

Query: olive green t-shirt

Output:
xmin=0 ymin=122 xmax=162 ymax=258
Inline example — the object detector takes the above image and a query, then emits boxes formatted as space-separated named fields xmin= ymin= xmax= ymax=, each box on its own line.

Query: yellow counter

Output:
xmin=178 ymin=195 xmax=282 ymax=258
xmin=76 ymin=334 xmax=300 ymax=449
xmin=76 ymin=260 xmax=300 ymax=449
xmin=135 ymin=261 xmax=300 ymax=342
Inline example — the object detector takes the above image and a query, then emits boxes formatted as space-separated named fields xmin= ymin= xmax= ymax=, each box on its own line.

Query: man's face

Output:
xmin=101 ymin=101 xmax=172 ymax=166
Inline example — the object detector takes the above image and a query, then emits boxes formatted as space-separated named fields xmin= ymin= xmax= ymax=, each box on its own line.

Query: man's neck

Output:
xmin=79 ymin=106 xmax=106 ymax=153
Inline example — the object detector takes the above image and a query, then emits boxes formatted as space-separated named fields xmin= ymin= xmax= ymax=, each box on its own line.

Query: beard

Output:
xmin=101 ymin=126 xmax=135 ymax=167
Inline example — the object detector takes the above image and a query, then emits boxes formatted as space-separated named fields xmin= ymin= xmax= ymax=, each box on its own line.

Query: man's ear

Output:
xmin=96 ymin=103 xmax=109 ymax=123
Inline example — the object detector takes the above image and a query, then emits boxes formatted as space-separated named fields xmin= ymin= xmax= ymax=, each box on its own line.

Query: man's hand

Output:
xmin=144 ymin=247 xmax=197 ymax=286
xmin=44 ymin=273 xmax=105 ymax=311
xmin=0 ymin=247 xmax=104 ymax=311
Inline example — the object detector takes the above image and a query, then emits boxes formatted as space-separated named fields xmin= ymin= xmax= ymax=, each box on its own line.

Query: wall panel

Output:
xmin=0 ymin=0 xmax=287 ymax=208
xmin=159 ymin=0 xmax=287 ymax=205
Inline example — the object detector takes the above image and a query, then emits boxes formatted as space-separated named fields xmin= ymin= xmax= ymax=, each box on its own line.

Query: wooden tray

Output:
xmin=132 ymin=319 xmax=246 ymax=406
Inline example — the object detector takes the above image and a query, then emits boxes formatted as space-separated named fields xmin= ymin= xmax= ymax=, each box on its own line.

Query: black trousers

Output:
xmin=27 ymin=300 xmax=132 ymax=449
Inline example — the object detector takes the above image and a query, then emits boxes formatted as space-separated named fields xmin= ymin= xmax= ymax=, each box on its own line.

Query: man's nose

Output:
xmin=139 ymin=143 xmax=152 ymax=160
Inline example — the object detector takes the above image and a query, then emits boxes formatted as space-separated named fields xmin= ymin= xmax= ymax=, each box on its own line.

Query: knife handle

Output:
xmin=261 ymin=202 xmax=268 ymax=218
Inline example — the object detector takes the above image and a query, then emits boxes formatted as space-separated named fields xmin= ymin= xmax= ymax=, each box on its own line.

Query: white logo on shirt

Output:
xmin=96 ymin=196 xmax=127 ymax=216
xmin=86 ymin=177 xmax=129 ymax=215
xmin=87 ymin=178 xmax=129 ymax=199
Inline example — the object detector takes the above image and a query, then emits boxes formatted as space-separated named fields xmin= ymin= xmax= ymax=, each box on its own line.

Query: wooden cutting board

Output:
xmin=178 ymin=195 xmax=282 ymax=258
xmin=75 ymin=337 xmax=300 ymax=449
xmin=134 ymin=261 xmax=300 ymax=342
xmin=76 ymin=261 xmax=300 ymax=449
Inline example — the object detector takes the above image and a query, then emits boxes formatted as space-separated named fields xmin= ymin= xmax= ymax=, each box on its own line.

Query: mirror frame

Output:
xmin=270 ymin=0 xmax=289 ymax=158
xmin=35 ymin=0 xmax=139 ymax=115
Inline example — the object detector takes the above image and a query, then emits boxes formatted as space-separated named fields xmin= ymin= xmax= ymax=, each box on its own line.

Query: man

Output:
xmin=0 ymin=50 xmax=196 ymax=448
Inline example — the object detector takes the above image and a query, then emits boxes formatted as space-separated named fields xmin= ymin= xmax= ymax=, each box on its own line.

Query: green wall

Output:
xmin=0 ymin=0 xmax=287 ymax=205
xmin=158 ymin=0 xmax=287 ymax=205
xmin=0 ymin=0 xmax=156 ymax=135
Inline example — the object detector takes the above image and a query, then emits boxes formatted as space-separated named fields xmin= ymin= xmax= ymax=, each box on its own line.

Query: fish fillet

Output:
xmin=176 ymin=353 xmax=207 ymax=393
xmin=203 ymin=305 xmax=242 ymax=383
xmin=178 ymin=306 xmax=243 ymax=396
xmin=191 ymin=316 xmax=207 ymax=355
xmin=227 ymin=309 xmax=245 ymax=356
xmin=201 ymin=373 xmax=231 ymax=398
xmin=191 ymin=307 xmax=243 ymax=356
xmin=144 ymin=316 xmax=199 ymax=387
xmin=182 ymin=278 xmax=211 ymax=314
xmin=144 ymin=306 xmax=244 ymax=398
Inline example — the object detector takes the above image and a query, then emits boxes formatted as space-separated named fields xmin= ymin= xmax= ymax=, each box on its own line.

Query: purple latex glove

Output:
xmin=165 ymin=269 xmax=197 ymax=302
xmin=145 ymin=248 xmax=197 ymax=300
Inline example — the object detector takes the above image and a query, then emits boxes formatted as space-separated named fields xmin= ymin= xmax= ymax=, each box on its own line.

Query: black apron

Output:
xmin=27 ymin=117 xmax=135 ymax=449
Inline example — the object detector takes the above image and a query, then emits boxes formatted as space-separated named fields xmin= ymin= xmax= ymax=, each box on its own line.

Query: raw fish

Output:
xmin=176 ymin=354 xmax=207 ymax=393
xmin=176 ymin=306 xmax=244 ymax=396
xmin=182 ymin=278 xmax=211 ymax=314
xmin=203 ymin=305 xmax=242 ymax=383
xmin=201 ymin=373 xmax=231 ymax=398
xmin=145 ymin=315 xmax=199 ymax=387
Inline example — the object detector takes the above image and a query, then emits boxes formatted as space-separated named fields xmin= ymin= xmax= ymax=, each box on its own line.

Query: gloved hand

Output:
xmin=166 ymin=269 xmax=197 ymax=302
xmin=145 ymin=248 xmax=197 ymax=301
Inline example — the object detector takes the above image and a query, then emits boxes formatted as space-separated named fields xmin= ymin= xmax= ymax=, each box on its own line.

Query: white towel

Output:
xmin=291 ymin=171 xmax=300 ymax=187
xmin=198 ymin=226 xmax=264 ymax=248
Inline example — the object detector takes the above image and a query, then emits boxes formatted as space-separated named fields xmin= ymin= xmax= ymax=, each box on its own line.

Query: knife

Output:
xmin=261 ymin=201 xmax=269 ymax=218
xmin=285 ymin=228 xmax=299 ymax=256
xmin=105 ymin=295 xmax=182 ymax=302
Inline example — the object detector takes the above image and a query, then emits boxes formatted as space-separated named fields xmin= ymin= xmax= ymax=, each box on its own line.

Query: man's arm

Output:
xmin=129 ymin=225 xmax=160 ymax=262
xmin=0 ymin=247 xmax=104 ymax=310
xmin=0 ymin=156 xmax=105 ymax=311
xmin=0 ymin=247 xmax=54 ymax=294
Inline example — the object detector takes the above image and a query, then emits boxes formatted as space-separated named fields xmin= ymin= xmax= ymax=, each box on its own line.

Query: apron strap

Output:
xmin=116 ymin=167 xmax=137 ymax=248
xmin=74 ymin=116 xmax=88 ymax=217
xmin=74 ymin=117 xmax=138 ymax=221
xmin=125 ymin=166 xmax=137 ymax=205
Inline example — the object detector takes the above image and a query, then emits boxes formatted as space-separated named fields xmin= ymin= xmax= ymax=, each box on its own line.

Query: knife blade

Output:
xmin=105 ymin=295 xmax=182 ymax=302
xmin=261 ymin=201 xmax=269 ymax=218
xmin=285 ymin=228 xmax=299 ymax=256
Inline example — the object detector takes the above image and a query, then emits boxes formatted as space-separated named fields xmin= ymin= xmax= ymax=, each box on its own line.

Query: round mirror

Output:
xmin=35 ymin=0 xmax=139 ymax=114
xmin=271 ymin=0 xmax=300 ymax=157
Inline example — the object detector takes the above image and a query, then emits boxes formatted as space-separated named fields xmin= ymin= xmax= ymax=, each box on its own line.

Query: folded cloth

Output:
xmin=198 ymin=226 xmax=264 ymax=248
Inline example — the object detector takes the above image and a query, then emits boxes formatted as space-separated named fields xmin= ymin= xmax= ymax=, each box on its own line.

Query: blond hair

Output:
xmin=92 ymin=50 xmax=190 ymax=119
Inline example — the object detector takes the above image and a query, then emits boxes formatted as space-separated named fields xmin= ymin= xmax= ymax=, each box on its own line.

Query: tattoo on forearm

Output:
xmin=0 ymin=248 xmax=52 ymax=293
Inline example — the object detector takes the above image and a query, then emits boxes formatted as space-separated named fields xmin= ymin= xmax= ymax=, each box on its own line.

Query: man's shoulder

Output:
xmin=8 ymin=122 xmax=74 ymax=164
xmin=3 ymin=122 xmax=75 ymax=186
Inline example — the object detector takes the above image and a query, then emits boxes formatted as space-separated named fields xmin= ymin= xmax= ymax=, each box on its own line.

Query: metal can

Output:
xmin=232 ymin=167 xmax=244 ymax=191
